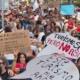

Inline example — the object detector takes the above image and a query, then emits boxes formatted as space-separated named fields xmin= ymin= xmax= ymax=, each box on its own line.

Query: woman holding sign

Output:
xmin=12 ymin=52 xmax=28 ymax=74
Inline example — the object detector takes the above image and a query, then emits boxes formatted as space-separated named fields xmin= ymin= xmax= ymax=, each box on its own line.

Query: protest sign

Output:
xmin=11 ymin=54 xmax=79 ymax=80
xmin=53 ymin=0 xmax=61 ymax=9
xmin=0 ymin=30 xmax=30 ymax=53
xmin=76 ymin=12 xmax=80 ymax=21
xmin=60 ymin=4 xmax=75 ymax=15
xmin=45 ymin=33 xmax=80 ymax=59
xmin=37 ymin=45 xmax=59 ymax=57
xmin=0 ymin=0 xmax=9 ymax=10
xmin=31 ymin=0 xmax=39 ymax=11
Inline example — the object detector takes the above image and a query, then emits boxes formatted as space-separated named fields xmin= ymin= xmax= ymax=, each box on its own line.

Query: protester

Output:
xmin=76 ymin=57 xmax=80 ymax=73
xmin=76 ymin=57 xmax=80 ymax=80
xmin=0 ymin=0 xmax=80 ymax=79
xmin=0 ymin=56 xmax=14 ymax=80
xmin=54 ymin=26 xmax=62 ymax=32
xmin=12 ymin=52 xmax=28 ymax=74
xmin=71 ymin=30 xmax=77 ymax=38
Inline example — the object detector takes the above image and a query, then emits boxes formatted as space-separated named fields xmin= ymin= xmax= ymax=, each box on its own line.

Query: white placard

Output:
xmin=45 ymin=33 xmax=80 ymax=59
xmin=37 ymin=45 xmax=59 ymax=57
xmin=77 ymin=12 xmax=80 ymax=21
xmin=11 ymin=54 xmax=79 ymax=80
xmin=31 ymin=0 xmax=39 ymax=11
xmin=0 ymin=0 xmax=9 ymax=10
xmin=4 ymin=54 xmax=14 ymax=60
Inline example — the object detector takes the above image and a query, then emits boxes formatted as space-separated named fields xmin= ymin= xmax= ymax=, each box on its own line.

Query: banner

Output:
xmin=11 ymin=54 xmax=79 ymax=80
xmin=45 ymin=33 xmax=80 ymax=59
xmin=60 ymin=4 xmax=75 ymax=15
xmin=0 ymin=30 xmax=30 ymax=53
xmin=37 ymin=45 xmax=59 ymax=57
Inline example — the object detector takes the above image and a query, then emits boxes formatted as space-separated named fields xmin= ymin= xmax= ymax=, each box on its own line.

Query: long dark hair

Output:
xmin=77 ymin=57 xmax=80 ymax=63
xmin=16 ymin=52 xmax=28 ymax=63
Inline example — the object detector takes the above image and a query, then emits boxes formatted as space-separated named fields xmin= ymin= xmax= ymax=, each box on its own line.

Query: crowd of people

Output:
xmin=0 ymin=0 xmax=80 ymax=80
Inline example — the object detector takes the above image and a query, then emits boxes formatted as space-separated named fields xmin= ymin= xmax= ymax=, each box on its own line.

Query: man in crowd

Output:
xmin=0 ymin=56 xmax=14 ymax=80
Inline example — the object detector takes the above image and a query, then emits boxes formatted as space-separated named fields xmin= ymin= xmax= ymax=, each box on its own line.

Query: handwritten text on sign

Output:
xmin=46 ymin=33 xmax=80 ymax=59
xmin=26 ymin=54 xmax=79 ymax=80
xmin=0 ymin=30 xmax=30 ymax=53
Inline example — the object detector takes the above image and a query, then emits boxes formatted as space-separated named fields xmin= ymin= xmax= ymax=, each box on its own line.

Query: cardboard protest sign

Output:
xmin=0 ymin=30 xmax=30 ymax=53
xmin=11 ymin=54 xmax=79 ymax=80
xmin=45 ymin=33 xmax=80 ymax=59
xmin=60 ymin=4 xmax=75 ymax=15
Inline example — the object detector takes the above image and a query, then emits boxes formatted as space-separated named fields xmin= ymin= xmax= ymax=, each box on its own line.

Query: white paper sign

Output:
xmin=31 ymin=0 xmax=39 ymax=11
xmin=11 ymin=54 xmax=79 ymax=80
xmin=37 ymin=45 xmax=59 ymax=57
xmin=77 ymin=12 xmax=80 ymax=21
xmin=46 ymin=33 xmax=80 ymax=59
xmin=4 ymin=54 xmax=14 ymax=60
xmin=0 ymin=0 xmax=9 ymax=10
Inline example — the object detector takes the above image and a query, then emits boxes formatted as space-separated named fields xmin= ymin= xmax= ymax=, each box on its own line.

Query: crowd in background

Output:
xmin=0 ymin=0 xmax=80 ymax=80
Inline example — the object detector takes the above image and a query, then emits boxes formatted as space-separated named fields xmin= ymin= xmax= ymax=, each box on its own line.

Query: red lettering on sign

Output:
xmin=47 ymin=38 xmax=61 ymax=47
xmin=69 ymin=49 xmax=74 ymax=56
xmin=59 ymin=42 xmax=71 ymax=52
xmin=47 ymin=38 xmax=53 ymax=44
xmin=56 ymin=41 xmax=61 ymax=47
